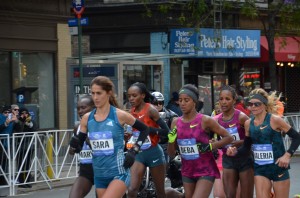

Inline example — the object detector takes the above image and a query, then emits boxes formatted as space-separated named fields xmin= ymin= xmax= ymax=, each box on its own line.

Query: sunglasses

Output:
xmin=3 ymin=111 xmax=10 ymax=114
xmin=13 ymin=109 xmax=19 ymax=111
xmin=247 ymin=102 xmax=263 ymax=107
xmin=153 ymin=101 xmax=164 ymax=106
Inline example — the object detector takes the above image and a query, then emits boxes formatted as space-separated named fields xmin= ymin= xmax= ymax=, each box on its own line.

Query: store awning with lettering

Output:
xmin=260 ymin=36 xmax=300 ymax=62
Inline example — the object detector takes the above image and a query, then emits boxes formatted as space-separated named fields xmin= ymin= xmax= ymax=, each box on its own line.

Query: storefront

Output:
xmin=66 ymin=57 xmax=164 ymax=128
xmin=240 ymin=36 xmax=300 ymax=112
xmin=0 ymin=1 xmax=72 ymax=129
xmin=166 ymin=28 xmax=261 ymax=114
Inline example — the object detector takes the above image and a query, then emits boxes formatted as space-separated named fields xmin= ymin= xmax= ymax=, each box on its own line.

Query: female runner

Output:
xmin=227 ymin=88 xmax=300 ymax=198
xmin=69 ymin=76 xmax=150 ymax=198
xmin=168 ymin=84 xmax=233 ymax=198
xmin=127 ymin=82 xmax=170 ymax=198
xmin=214 ymin=85 xmax=253 ymax=198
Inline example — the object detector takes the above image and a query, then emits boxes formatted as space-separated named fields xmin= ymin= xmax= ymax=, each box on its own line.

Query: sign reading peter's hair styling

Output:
xmin=170 ymin=28 xmax=261 ymax=58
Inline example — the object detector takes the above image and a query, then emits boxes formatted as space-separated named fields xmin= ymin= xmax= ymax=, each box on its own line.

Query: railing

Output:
xmin=283 ymin=114 xmax=300 ymax=152
xmin=0 ymin=134 xmax=11 ymax=196
xmin=0 ymin=130 xmax=78 ymax=196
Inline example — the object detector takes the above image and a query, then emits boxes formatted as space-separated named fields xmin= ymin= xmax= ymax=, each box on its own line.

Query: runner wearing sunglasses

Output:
xmin=227 ymin=88 xmax=300 ymax=198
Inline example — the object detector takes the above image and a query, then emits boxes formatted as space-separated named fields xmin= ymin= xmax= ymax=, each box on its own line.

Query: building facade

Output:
xmin=0 ymin=1 xmax=72 ymax=129
xmin=81 ymin=0 xmax=300 ymax=114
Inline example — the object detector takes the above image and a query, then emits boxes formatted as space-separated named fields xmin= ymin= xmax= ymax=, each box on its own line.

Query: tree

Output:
xmin=240 ymin=0 xmax=300 ymax=90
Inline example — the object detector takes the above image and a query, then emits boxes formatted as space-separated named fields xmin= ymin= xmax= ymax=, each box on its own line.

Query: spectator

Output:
xmin=235 ymin=95 xmax=251 ymax=116
xmin=16 ymin=107 xmax=37 ymax=188
xmin=166 ymin=92 xmax=182 ymax=116
xmin=0 ymin=105 xmax=21 ymax=185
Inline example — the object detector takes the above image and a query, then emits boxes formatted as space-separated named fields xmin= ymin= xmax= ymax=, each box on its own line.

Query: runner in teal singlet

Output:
xmin=227 ymin=88 xmax=300 ymax=198
xmin=69 ymin=76 xmax=150 ymax=198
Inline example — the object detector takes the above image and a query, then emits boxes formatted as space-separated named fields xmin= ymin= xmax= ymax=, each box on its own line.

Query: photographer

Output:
xmin=16 ymin=107 xmax=36 ymax=188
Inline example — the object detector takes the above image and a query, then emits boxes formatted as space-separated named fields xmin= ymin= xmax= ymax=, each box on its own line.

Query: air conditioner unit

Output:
xmin=214 ymin=60 xmax=226 ymax=73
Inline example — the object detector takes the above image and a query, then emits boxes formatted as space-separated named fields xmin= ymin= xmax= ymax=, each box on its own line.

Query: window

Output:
xmin=9 ymin=52 xmax=55 ymax=129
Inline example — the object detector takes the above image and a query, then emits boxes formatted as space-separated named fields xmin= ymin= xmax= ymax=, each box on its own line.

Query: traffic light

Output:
xmin=21 ymin=64 xmax=27 ymax=78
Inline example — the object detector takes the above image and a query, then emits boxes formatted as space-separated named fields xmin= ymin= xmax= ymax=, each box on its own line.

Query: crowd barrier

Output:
xmin=0 ymin=114 xmax=300 ymax=196
xmin=0 ymin=130 xmax=77 ymax=196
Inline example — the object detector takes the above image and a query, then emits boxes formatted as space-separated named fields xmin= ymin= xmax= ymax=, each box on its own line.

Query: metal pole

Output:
xmin=78 ymin=17 xmax=83 ymax=94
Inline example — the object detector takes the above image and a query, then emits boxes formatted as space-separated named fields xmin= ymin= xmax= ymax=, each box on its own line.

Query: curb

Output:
xmin=17 ymin=178 xmax=75 ymax=194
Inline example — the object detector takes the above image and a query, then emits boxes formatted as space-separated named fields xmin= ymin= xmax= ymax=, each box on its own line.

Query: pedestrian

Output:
xmin=210 ymin=101 xmax=224 ymax=198
xmin=214 ymin=85 xmax=254 ymax=198
xmin=16 ymin=107 xmax=37 ymax=188
xmin=151 ymin=91 xmax=178 ymax=162
xmin=127 ymin=82 xmax=170 ymax=198
xmin=168 ymin=84 xmax=234 ymax=198
xmin=235 ymin=95 xmax=251 ymax=116
xmin=227 ymin=88 xmax=300 ymax=198
xmin=211 ymin=101 xmax=221 ymax=117
xmin=166 ymin=91 xmax=182 ymax=116
xmin=69 ymin=94 xmax=95 ymax=198
xmin=151 ymin=91 xmax=184 ymax=197
xmin=69 ymin=76 xmax=150 ymax=198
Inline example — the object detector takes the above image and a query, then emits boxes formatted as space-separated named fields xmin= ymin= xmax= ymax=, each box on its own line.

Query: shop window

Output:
xmin=123 ymin=63 xmax=162 ymax=108
xmin=239 ymin=67 xmax=261 ymax=97
xmin=0 ymin=52 xmax=11 ymax=106
xmin=11 ymin=52 xmax=55 ymax=129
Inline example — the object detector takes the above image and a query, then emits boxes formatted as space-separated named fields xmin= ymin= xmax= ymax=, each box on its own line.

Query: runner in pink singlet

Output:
xmin=168 ymin=84 xmax=233 ymax=198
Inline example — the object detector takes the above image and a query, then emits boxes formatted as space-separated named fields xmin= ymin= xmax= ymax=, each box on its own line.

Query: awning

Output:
xmin=261 ymin=36 xmax=300 ymax=62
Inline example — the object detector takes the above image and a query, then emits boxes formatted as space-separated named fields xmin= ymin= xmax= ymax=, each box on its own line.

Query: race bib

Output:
xmin=126 ymin=131 xmax=151 ymax=150
xmin=177 ymin=138 xmax=199 ymax=160
xmin=224 ymin=126 xmax=240 ymax=148
xmin=79 ymin=143 xmax=93 ymax=164
xmin=89 ymin=131 xmax=114 ymax=156
xmin=253 ymin=144 xmax=274 ymax=165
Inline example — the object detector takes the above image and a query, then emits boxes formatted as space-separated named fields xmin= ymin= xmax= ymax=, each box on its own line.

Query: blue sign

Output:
xmin=72 ymin=0 xmax=84 ymax=12
xmin=170 ymin=28 xmax=261 ymax=58
xmin=68 ymin=17 xmax=89 ymax=27
xmin=17 ymin=94 xmax=25 ymax=103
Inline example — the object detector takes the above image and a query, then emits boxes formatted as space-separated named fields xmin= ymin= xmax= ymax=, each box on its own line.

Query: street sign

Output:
xmin=72 ymin=0 xmax=85 ymax=17
xmin=68 ymin=17 xmax=89 ymax=27
xmin=17 ymin=94 xmax=24 ymax=103
xmin=69 ymin=27 xmax=78 ymax=35
xmin=72 ymin=0 xmax=84 ymax=13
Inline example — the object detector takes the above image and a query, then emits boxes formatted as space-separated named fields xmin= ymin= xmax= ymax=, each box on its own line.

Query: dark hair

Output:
xmin=78 ymin=94 xmax=95 ymax=108
xmin=181 ymin=84 xmax=199 ymax=100
xmin=1 ymin=105 xmax=11 ymax=113
xmin=129 ymin=82 xmax=155 ymax=103
xmin=90 ymin=76 xmax=120 ymax=108
xmin=220 ymin=85 xmax=237 ymax=100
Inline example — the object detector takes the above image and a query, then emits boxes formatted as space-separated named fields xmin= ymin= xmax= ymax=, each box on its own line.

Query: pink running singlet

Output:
xmin=177 ymin=113 xmax=220 ymax=179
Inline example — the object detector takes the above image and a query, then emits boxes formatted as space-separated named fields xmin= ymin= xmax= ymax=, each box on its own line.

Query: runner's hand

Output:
xmin=123 ymin=148 xmax=138 ymax=169
xmin=197 ymin=143 xmax=212 ymax=153
xmin=168 ymin=126 xmax=177 ymax=143
xmin=226 ymin=146 xmax=237 ymax=156
xmin=69 ymin=136 xmax=82 ymax=153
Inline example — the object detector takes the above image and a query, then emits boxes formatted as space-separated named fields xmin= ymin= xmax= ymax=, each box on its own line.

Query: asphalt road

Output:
xmin=7 ymin=156 xmax=300 ymax=198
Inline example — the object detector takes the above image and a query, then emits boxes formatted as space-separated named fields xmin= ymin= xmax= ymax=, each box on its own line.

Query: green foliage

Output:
xmin=240 ymin=0 xmax=259 ymax=19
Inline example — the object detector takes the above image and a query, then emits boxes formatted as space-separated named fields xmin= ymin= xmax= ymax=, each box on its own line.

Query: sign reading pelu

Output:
xmin=170 ymin=28 xmax=261 ymax=58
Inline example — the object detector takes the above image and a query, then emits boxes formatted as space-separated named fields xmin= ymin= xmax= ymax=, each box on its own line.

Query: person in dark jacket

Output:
xmin=16 ymin=107 xmax=37 ymax=188
xmin=166 ymin=91 xmax=182 ymax=116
